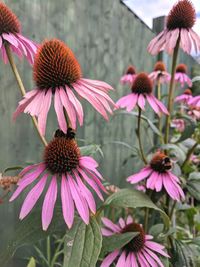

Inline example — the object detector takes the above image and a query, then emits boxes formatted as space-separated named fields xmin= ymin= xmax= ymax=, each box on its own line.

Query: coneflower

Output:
xmin=0 ymin=2 xmax=37 ymax=64
xmin=13 ymin=39 xmax=115 ymax=135
xmin=149 ymin=61 xmax=171 ymax=85
xmin=120 ymin=65 xmax=137 ymax=85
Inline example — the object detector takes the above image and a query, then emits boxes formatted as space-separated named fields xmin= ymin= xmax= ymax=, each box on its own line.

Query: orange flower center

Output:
xmin=176 ymin=64 xmax=187 ymax=73
xmin=126 ymin=65 xmax=136 ymax=75
xmin=131 ymin=73 xmax=153 ymax=94
xmin=184 ymin=89 xmax=192 ymax=95
xmin=0 ymin=3 xmax=20 ymax=35
xmin=154 ymin=61 xmax=166 ymax=72
xmin=167 ymin=0 xmax=196 ymax=30
xmin=33 ymin=39 xmax=82 ymax=90
xmin=44 ymin=133 xmax=80 ymax=175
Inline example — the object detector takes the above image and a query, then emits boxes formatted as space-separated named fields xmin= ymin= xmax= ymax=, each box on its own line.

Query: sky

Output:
xmin=122 ymin=0 xmax=200 ymax=34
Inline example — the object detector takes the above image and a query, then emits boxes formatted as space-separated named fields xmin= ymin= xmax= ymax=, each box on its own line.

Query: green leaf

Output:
xmin=175 ymin=115 xmax=196 ymax=143
xmin=104 ymin=189 xmax=169 ymax=227
xmin=63 ymin=217 xmax=102 ymax=267
xmin=102 ymin=232 xmax=139 ymax=253
xmin=186 ymin=172 xmax=200 ymax=200
xmin=115 ymin=110 xmax=162 ymax=136
xmin=0 ymin=207 xmax=65 ymax=267
xmin=27 ymin=257 xmax=36 ymax=267
xmin=3 ymin=165 xmax=23 ymax=174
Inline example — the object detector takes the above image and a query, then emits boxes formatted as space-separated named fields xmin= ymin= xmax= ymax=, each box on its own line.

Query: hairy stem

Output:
xmin=5 ymin=44 xmax=48 ymax=147
xmin=164 ymin=38 xmax=180 ymax=144
xmin=137 ymin=107 xmax=147 ymax=164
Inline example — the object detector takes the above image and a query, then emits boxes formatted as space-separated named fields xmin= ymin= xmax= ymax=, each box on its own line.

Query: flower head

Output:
xmin=116 ymin=73 xmax=169 ymax=116
xmin=101 ymin=216 xmax=169 ymax=267
xmin=10 ymin=129 xmax=106 ymax=230
xmin=188 ymin=95 xmax=200 ymax=108
xmin=175 ymin=64 xmax=192 ymax=88
xmin=149 ymin=61 xmax=171 ymax=84
xmin=127 ymin=151 xmax=185 ymax=201
xmin=188 ymin=105 xmax=200 ymax=121
xmin=148 ymin=0 xmax=200 ymax=55
xmin=13 ymin=39 xmax=115 ymax=136
xmin=175 ymin=88 xmax=193 ymax=104
xmin=0 ymin=2 xmax=37 ymax=64
xmin=120 ymin=65 xmax=137 ymax=85
xmin=171 ymin=119 xmax=185 ymax=132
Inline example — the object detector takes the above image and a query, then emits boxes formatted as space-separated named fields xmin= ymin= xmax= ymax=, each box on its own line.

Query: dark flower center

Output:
xmin=121 ymin=222 xmax=145 ymax=252
xmin=176 ymin=64 xmax=187 ymax=74
xmin=33 ymin=39 xmax=82 ymax=90
xmin=44 ymin=133 xmax=80 ymax=175
xmin=167 ymin=0 xmax=196 ymax=30
xmin=0 ymin=3 xmax=20 ymax=35
xmin=126 ymin=65 xmax=136 ymax=75
xmin=184 ymin=88 xmax=192 ymax=95
xmin=150 ymin=152 xmax=172 ymax=173
xmin=131 ymin=73 xmax=153 ymax=94
xmin=154 ymin=61 xmax=166 ymax=72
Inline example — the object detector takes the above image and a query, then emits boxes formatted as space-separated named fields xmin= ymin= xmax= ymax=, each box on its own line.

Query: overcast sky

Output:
xmin=123 ymin=0 xmax=200 ymax=34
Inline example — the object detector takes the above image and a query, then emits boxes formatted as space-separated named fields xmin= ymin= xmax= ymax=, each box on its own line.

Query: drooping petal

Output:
xmin=116 ymin=251 xmax=126 ymax=267
xmin=42 ymin=175 xmax=57 ymax=231
xmin=68 ymin=174 xmax=90 ymax=224
xmin=19 ymin=174 xmax=48 ymax=219
xmin=61 ymin=174 xmax=74 ymax=229
xmin=54 ymin=89 xmax=67 ymax=133
xmin=127 ymin=167 xmax=152 ymax=184
xmin=137 ymin=94 xmax=146 ymax=110
xmin=100 ymin=250 xmax=119 ymax=267
xmin=102 ymin=217 xmax=121 ymax=233
xmin=143 ymin=247 xmax=165 ymax=267
xmin=145 ymin=241 xmax=169 ymax=258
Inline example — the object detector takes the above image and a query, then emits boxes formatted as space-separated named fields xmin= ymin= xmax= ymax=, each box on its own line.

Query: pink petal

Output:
xmin=142 ymin=251 xmax=158 ymax=267
xmin=102 ymin=217 xmax=121 ymax=232
xmin=0 ymin=36 xmax=2 ymax=49
xmin=137 ymin=252 xmax=150 ymax=267
xmin=119 ymin=218 xmax=126 ymax=228
xmin=127 ymin=167 xmax=152 ymax=184
xmin=137 ymin=94 xmax=146 ymax=110
xmin=61 ymin=174 xmax=74 ymax=229
xmin=144 ymin=247 xmax=165 ymax=267
xmin=151 ymin=95 xmax=169 ymax=115
xmin=101 ymin=228 xmax=114 ymax=236
xmin=73 ymin=170 xmax=96 ymax=214
xmin=130 ymin=252 xmax=138 ymax=267
xmin=100 ymin=250 xmax=119 ymax=267
xmin=126 ymin=215 xmax=133 ymax=225
xmin=68 ymin=174 xmax=90 ymax=224
xmin=77 ymin=167 xmax=104 ymax=200
xmin=42 ymin=176 xmax=57 ymax=231
xmin=60 ymin=87 xmax=77 ymax=129
xmin=145 ymin=241 xmax=169 ymax=258
xmin=2 ymin=33 xmax=18 ymax=47
xmin=24 ymin=90 xmax=45 ymax=116
xmin=162 ymin=173 xmax=180 ymax=201
xmin=146 ymin=172 xmax=160 ymax=191
xmin=19 ymin=174 xmax=48 ymax=219
xmin=10 ymin=164 xmax=45 ymax=201
xmin=66 ymin=86 xmax=84 ymax=125
xmin=38 ymin=89 xmax=52 ymax=136
xmin=116 ymin=251 xmax=126 ymax=267
xmin=146 ymin=95 xmax=160 ymax=115
xmin=54 ymin=89 xmax=67 ymax=133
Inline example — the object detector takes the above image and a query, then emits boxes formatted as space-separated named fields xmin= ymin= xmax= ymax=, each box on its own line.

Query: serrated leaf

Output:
xmin=104 ymin=189 xmax=169 ymax=227
xmin=102 ymin=232 xmax=138 ymax=253
xmin=0 ymin=207 xmax=65 ymax=267
xmin=63 ymin=217 xmax=102 ymax=267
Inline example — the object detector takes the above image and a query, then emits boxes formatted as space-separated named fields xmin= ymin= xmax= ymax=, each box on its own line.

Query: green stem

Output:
xmin=5 ymin=44 xmax=48 ymax=147
xmin=164 ymin=37 xmax=180 ymax=144
xmin=144 ymin=207 xmax=149 ymax=232
xmin=182 ymin=142 xmax=198 ymax=170
xmin=137 ymin=107 xmax=147 ymax=164
xmin=169 ymin=200 xmax=177 ymax=220
xmin=47 ymin=236 xmax=51 ymax=265
xmin=156 ymin=78 xmax=164 ymax=144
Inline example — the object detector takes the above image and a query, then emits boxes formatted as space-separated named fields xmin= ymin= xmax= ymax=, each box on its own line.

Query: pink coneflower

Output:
xmin=188 ymin=95 xmax=200 ymax=107
xmin=0 ymin=2 xmax=37 ymax=64
xmin=190 ymin=154 xmax=200 ymax=165
xmin=127 ymin=152 xmax=185 ymax=201
xmin=101 ymin=216 xmax=169 ymax=267
xmin=175 ymin=88 xmax=193 ymax=104
xmin=148 ymin=61 xmax=171 ymax=85
xmin=120 ymin=65 xmax=137 ymax=85
xmin=116 ymin=73 xmax=169 ymax=116
xmin=13 ymin=39 xmax=115 ymax=136
xmin=175 ymin=64 xmax=192 ymax=88
xmin=10 ymin=130 xmax=106 ymax=230
xmin=171 ymin=119 xmax=185 ymax=132
xmin=148 ymin=0 xmax=200 ymax=55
